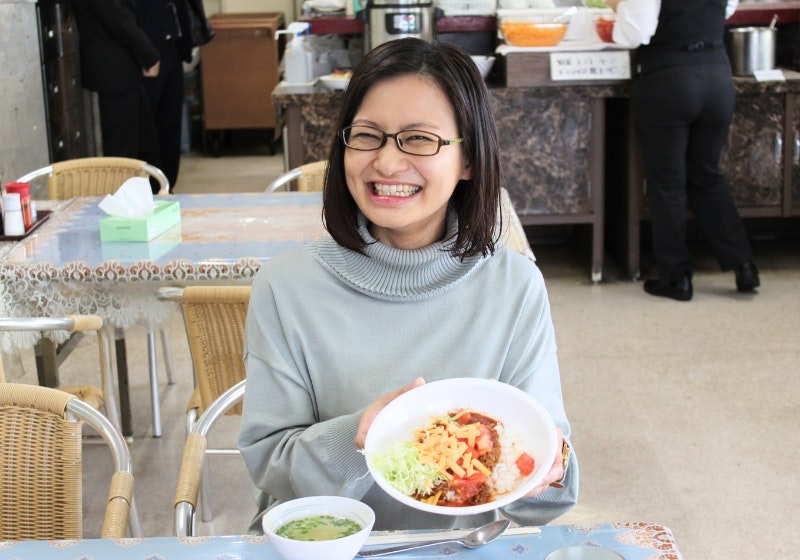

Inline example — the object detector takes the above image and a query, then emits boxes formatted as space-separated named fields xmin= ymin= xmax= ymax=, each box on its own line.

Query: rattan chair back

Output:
xmin=180 ymin=286 xmax=250 ymax=417
xmin=0 ymin=384 xmax=135 ymax=540
xmin=265 ymin=160 xmax=327 ymax=192
xmin=17 ymin=156 xmax=170 ymax=198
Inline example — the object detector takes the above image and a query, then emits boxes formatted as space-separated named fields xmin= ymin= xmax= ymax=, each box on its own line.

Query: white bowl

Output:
xmin=470 ymin=55 xmax=496 ymax=79
xmin=318 ymin=74 xmax=350 ymax=90
xmin=364 ymin=377 xmax=558 ymax=516
xmin=262 ymin=496 xmax=375 ymax=560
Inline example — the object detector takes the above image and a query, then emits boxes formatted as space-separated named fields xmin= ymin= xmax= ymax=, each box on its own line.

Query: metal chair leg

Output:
xmin=159 ymin=328 xmax=176 ymax=385
xmin=146 ymin=331 xmax=162 ymax=438
xmin=129 ymin=495 xmax=142 ymax=537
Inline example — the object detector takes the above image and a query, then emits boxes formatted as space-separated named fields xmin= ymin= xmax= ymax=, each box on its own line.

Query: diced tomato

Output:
xmin=450 ymin=472 xmax=487 ymax=502
xmin=515 ymin=452 xmax=535 ymax=476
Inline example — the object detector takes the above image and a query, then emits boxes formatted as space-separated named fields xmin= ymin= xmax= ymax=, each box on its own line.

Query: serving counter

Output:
xmin=273 ymin=2 xmax=800 ymax=281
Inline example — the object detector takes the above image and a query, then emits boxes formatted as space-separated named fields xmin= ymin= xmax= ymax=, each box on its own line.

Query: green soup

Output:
xmin=276 ymin=515 xmax=362 ymax=541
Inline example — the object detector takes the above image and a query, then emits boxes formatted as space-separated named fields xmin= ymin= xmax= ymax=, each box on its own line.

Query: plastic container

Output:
xmin=497 ymin=8 xmax=573 ymax=47
xmin=2 ymin=193 xmax=25 ymax=236
xmin=276 ymin=22 xmax=314 ymax=84
xmin=595 ymin=13 xmax=614 ymax=43
xmin=5 ymin=181 xmax=33 ymax=230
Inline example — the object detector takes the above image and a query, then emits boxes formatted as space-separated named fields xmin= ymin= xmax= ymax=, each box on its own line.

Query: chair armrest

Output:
xmin=174 ymin=433 xmax=208 ymax=537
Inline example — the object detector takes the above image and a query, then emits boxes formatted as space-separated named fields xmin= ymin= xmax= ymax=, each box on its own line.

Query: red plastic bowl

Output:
xmin=596 ymin=16 xmax=614 ymax=43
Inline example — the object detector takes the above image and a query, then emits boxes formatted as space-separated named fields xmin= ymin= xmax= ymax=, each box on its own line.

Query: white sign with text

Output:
xmin=550 ymin=51 xmax=631 ymax=81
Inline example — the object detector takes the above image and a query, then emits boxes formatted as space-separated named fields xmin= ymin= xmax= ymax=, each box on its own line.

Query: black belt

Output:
xmin=682 ymin=41 xmax=722 ymax=51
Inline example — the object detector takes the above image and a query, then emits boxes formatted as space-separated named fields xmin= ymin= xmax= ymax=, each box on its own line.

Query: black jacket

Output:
xmin=71 ymin=0 xmax=160 ymax=92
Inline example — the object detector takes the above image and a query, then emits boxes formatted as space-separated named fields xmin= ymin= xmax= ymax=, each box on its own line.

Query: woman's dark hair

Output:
xmin=322 ymin=38 xmax=503 ymax=258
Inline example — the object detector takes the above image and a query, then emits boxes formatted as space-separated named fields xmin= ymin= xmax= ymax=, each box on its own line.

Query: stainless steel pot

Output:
xmin=364 ymin=0 xmax=434 ymax=52
xmin=726 ymin=26 xmax=776 ymax=76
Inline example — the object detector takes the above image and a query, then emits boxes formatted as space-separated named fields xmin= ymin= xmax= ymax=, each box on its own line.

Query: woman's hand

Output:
xmin=604 ymin=0 xmax=621 ymax=11
xmin=523 ymin=427 xmax=567 ymax=497
xmin=355 ymin=377 xmax=426 ymax=449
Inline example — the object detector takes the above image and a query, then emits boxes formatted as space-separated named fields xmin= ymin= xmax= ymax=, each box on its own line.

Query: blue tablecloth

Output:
xmin=0 ymin=523 xmax=682 ymax=559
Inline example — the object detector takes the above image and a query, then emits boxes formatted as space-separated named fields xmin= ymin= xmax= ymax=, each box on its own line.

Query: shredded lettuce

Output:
xmin=583 ymin=0 xmax=607 ymax=7
xmin=369 ymin=441 xmax=445 ymax=496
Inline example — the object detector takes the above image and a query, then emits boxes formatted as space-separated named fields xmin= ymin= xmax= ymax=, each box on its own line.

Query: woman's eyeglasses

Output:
xmin=340 ymin=125 xmax=463 ymax=156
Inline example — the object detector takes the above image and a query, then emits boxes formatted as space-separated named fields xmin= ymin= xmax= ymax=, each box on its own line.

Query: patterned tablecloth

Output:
xmin=0 ymin=523 xmax=682 ymax=560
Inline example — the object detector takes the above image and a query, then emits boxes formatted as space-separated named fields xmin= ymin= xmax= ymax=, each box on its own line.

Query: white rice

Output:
xmin=489 ymin=423 xmax=529 ymax=495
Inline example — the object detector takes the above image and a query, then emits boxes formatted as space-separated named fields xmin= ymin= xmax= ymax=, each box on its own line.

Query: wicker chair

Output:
xmin=0 ymin=383 xmax=140 ymax=539
xmin=174 ymin=379 xmax=246 ymax=536
xmin=265 ymin=160 xmax=327 ymax=192
xmin=159 ymin=285 xmax=250 ymax=523
xmin=0 ymin=315 xmax=120 ymax=432
xmin=17 ymin=156 xmax=170 ymax=197
xmin=18 ymin=156 xmax=175 ymax=438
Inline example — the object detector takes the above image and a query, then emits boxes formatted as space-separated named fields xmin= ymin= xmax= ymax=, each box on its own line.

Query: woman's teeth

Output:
xmin=372 ymin=183 xmax=421 ymax=197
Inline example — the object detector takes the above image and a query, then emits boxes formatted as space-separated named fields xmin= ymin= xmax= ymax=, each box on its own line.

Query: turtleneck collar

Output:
xmin=308 ymin=207 xmax=487 ymax=302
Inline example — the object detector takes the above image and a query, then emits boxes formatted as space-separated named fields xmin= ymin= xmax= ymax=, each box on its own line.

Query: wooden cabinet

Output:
xmin=200 ymin=12 xmax=284 ymax=156
xmin=36 ymin=0 xmax=94 ymax=161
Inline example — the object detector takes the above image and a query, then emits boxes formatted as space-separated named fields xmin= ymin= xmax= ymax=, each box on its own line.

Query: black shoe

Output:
xmin=735 ymin=262 xmax=760 ymax=292
xmin=644 ymin=275 xmax=693 ymax=301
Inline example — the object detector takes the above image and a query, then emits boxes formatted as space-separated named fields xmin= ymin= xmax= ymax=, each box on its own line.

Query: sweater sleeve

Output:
xmin=494 ymin=259 xmax=579 ymax=525
xmin=238 ymin=268 xmax=374 ymax=509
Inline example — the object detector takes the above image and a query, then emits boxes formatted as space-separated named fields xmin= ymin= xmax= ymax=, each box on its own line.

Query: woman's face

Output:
xmin=344 ymin=74 xmax=472 ymax=250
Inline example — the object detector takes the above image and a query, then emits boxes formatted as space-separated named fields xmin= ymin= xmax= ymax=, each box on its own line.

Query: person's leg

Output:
xmin=144 ymin=43 xmax=184 ymax=190
xmin=633 ymin=66 xmax=694 ymax=287
xmin=98 ymin=90 xmax=143 ymax=158
xmin=684 ymin=64 xmax=757 ymax=289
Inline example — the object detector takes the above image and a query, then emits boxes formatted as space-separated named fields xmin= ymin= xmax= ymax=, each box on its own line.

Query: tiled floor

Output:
xmin=5 ymin=134 xmax=800 ymax=558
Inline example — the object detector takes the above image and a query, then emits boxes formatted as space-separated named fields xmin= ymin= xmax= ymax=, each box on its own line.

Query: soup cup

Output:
xmin=262 ymin=496 xmax=375 ymax=560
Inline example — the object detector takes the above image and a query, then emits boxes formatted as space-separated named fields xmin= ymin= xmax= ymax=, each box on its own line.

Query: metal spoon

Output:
xmin=355 ymin=519 xmax=511 ymax=557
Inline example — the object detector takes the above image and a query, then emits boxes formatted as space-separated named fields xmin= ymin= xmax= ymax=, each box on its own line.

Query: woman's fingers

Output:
xmin=355 ymin=377 xmax=425 ymax=448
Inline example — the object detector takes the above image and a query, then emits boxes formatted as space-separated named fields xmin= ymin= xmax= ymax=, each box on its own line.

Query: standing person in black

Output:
xmin=71 ymin=0 xmax=161 ymax=175
xmin=136 ymin=0 xmax=195 ymax=191
xmin=607 ymin=0 xmax=760 ymax=301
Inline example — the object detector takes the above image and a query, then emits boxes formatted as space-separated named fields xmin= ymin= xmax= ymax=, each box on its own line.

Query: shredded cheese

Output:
xmin=412 ymin=410 xmax=491 ymax=482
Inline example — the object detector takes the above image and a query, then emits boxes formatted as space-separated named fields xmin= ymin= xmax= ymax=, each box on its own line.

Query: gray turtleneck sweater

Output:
xmin=239 ymin=212 xmax=578 ymax=532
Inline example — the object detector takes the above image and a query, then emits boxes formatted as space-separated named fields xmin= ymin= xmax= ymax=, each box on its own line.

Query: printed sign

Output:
xmin=550 ymin=51 xmax=631 ymax=81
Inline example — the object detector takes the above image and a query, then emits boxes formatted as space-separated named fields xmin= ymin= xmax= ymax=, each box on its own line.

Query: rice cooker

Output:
xmin=364 ymin=0 xmax=435 ymax=52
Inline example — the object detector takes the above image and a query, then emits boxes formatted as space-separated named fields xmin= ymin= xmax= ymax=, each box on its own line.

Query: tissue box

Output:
xmin=100 ymin=200 xmax=181 ymax=242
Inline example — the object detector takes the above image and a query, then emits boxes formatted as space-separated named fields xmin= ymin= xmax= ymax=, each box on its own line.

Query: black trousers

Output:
xmin=97 ymin=85 xmax=159 ymax=167
xmin=633 ymin=63 xmax=754 ymax=281
xmin=144 ymin=40 xmax=184 ymax=190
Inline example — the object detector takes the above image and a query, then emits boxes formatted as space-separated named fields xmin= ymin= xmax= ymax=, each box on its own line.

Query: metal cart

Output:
xmin=199 ymin=12 xmax=284 ymax=156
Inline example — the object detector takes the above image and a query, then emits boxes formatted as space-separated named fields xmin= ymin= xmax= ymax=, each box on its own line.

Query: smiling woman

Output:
xmin=238 ymin=38 xmax=577 ymax=533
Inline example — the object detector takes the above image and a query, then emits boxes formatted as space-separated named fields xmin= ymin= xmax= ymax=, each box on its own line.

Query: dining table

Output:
xmin=0 ymin=522 xmax=683 ymax=559
xmin=0 ymin=192 xmax=327 ymax=437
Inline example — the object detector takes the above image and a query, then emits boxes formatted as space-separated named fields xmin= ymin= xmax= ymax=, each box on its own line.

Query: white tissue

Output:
xmin=98 ymin=177 xmax=157 ymax=217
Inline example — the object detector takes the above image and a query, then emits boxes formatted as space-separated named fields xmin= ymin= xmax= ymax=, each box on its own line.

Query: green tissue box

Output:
xmin=100 ymin=200 xmax=181 ymax=242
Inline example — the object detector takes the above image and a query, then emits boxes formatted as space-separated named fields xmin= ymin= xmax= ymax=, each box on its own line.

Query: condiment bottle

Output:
xmin=5 ymin=182 xmax=33 ymax=231
xmin=2 ymin=193 xmax=25 ymax=236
